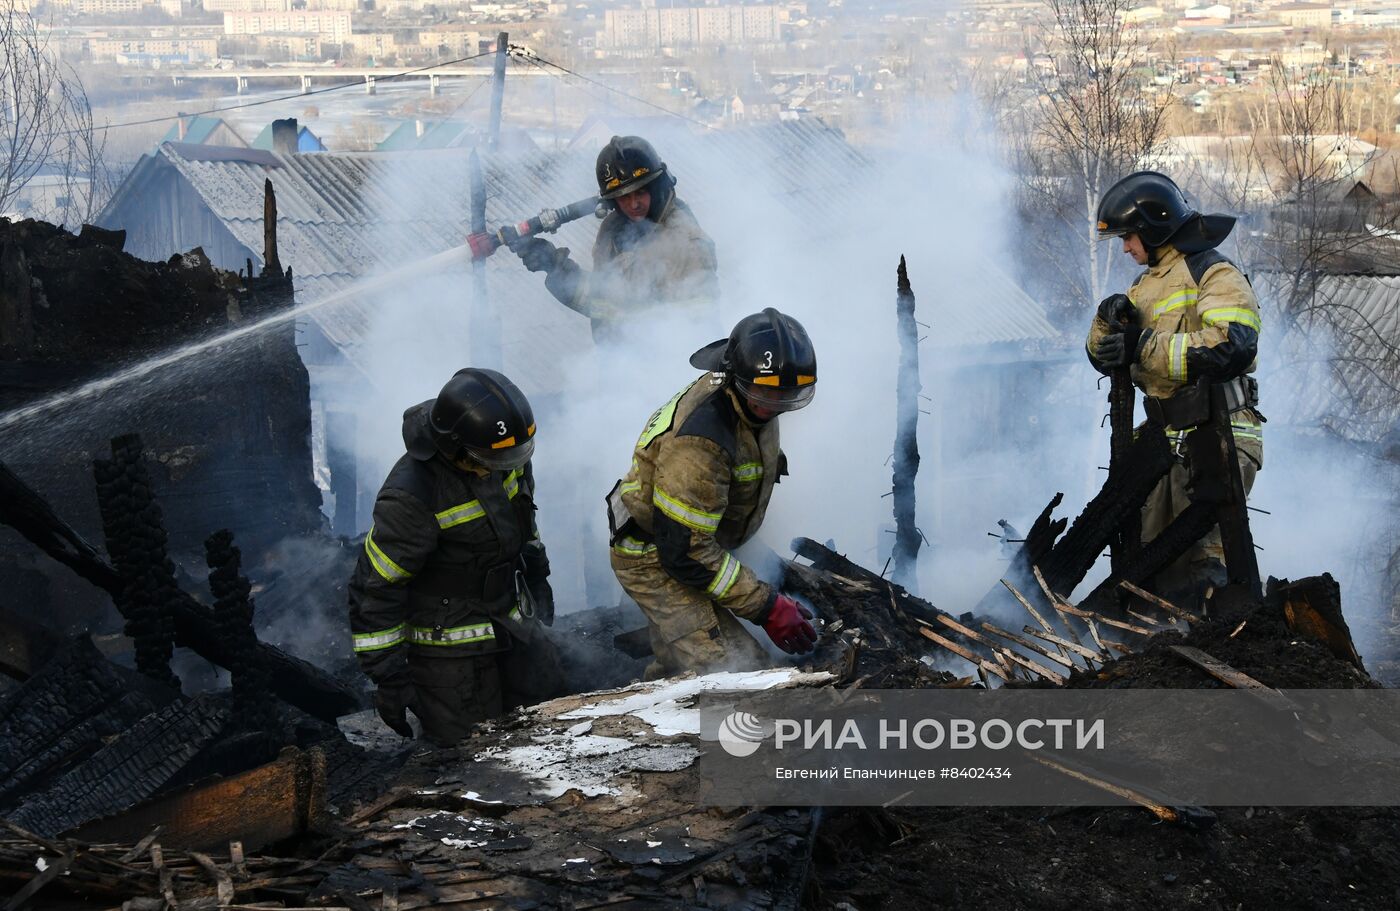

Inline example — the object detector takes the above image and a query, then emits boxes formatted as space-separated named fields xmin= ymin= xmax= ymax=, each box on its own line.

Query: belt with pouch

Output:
xmin=1143 ymin=376 xmax=1259 ymax=430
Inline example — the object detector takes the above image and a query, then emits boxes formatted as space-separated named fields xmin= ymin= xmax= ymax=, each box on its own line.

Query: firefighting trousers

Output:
xmin=611 ymin=546 xmax=769 ymax=680
xmin=1140 ymin=434 xmax=1262 ymax=598
xmin=406 ymin=630 xmax=564 ymax=745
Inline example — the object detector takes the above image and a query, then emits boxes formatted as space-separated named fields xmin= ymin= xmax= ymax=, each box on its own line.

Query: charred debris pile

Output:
xmin=0 ymin=235 xmax=1389 ymax=909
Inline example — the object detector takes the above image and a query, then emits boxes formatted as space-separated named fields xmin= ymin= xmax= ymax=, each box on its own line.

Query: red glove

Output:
xmin=762 ymin=594 xmax=818 ymax=654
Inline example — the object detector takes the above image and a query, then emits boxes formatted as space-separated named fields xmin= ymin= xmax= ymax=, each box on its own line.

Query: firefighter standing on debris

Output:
xmin=509 ymin=135 xmax=719 ymax=342
xmin=348 ymin=369 xmax=561 ymax=746
xmin=607 ymin=308 xmax=820 ymax=679
xmin=1087 ymin=171 xmax=1264 ymax=599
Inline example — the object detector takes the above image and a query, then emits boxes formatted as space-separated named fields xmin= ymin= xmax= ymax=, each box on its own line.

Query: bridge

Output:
xmin=168 ymin=65 xmax=622 ymax=96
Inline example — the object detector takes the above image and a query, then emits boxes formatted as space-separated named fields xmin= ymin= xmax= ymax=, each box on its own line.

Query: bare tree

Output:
xmin=995 ymin=0 xmax=1173 ymax=321
xmin=0 ymin=0 xmax=108 ymax=227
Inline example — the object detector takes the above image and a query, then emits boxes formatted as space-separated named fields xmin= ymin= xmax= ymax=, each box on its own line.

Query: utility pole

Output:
xmin=891 ymin=255 xmax=923 ymax=589
xmin=488 ymin=31 xmax=508 ymax=151
xmin=468 ymin=148 xmax=499 ymax=368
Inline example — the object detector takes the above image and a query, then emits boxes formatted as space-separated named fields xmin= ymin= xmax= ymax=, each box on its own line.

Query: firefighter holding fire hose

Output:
xmin=606 ymin=308 xmax=819 ymax=679
xmin=510 ymin=135 xmax=719 ymax=342
xmin=1086 ymin=171 xmax=1264 ymax=600
xmin=347 ymin=369 xmax=561 ymax=745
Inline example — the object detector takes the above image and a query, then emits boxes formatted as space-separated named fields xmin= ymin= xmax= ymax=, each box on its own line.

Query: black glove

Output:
xmin=1095 ymin=327 xmax=1151 ymax=367
xmin=1097 ymin=293 xmax=1137 ymax=329
xmin=373 ymin=678 xmax=415 ymax=738
xmin=519 ymin=540 xmax=554 ymax=626
xmin=512 ymin=237 xmax=561 ymax=273
xmin=528 ymin=576 xmax=555 ymax=626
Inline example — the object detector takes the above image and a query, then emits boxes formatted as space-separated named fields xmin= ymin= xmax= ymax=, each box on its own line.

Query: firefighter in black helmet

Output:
xmin=348 ymin=368 xmax=562 ymax=745
xmin=1087 ymin=171 xmax=1264 ymax=602
xmin=510 ymin=136 xmax=719 ymax=343
xmin=605 ymin=309 xmax=819 ymax=678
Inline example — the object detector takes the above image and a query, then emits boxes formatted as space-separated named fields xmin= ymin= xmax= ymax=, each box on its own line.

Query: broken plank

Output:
xmin=1167 ymin=645 xmax=1269 ymax=690
xmin=190 ymin=851 xmax=235 ymax=907
xmin=917 ymin=627 xmax=1009 ymax=681
xmin=994 ymin=647 xmax=1067 ymax=686
xmin=1000 ymin=579 xmax=1068 ymax=659
xmin=1 ymin=850 xmax=73 ymax=911
xmin=979 ymin=621 xmax=1076 ymax=670
xmin=1120 ymin=580 xmax=1199 ymax=623
xmin=75 ymin=747 xmax=327 ymax=853
xmin=1127 ymin=608 xmax=1170 ymax=630
xmin=1055 ymin=602 xmax=1157 ymax=637
xmin=1028 ymin=754 xmax=1189 ymax=826
xmin=1024 ymin=627 xmax=1100 ymax=662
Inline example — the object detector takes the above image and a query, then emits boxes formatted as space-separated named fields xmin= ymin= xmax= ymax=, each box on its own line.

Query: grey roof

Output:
xmin=99 ymin=120 xmax=1059 ymax=396
xmin=1256 ymin=271 xmax=1400 ymax=443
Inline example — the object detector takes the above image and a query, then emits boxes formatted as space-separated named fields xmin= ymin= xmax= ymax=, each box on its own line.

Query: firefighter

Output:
xmin=348 ymin=368 xmax=560 ymax=746
xmin=510 ymin=135 xmax=719 ymax=342
xmin=606 ymin=308 xmax=819 ymax=679
xmin=1087 ymin=171 xmax=1264 ymax=598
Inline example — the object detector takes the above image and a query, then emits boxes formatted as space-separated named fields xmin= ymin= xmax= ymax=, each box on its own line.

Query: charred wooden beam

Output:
xmin=891 ymin=255 xmax=922 ymax=589
xmin=0 ymin=638 xmax=174 ymax=808
xmin=0 ymin=457 xmax=360 ymax=721
xmin=206 ymin=529 xmax=277 ymax=735
xmin=94 ymin=434 xmax=181 ymax=691
xmin=10 ymin=693 xmax=230 ymax=837
xmin=791 ymin=537 xmax=945 ymax=624
xmin=1078 ymin=500 xmax=1218 ymax=613
xmin=1107 ymin=367 xmax=1140 ymax=582
xmin=74 ymin=746 xmax=328 ymax=853
xmin=1038 ymin=427 xmax=1175 ymax=597
xmin=1272 ymin=574 xmax=1361 ymax=668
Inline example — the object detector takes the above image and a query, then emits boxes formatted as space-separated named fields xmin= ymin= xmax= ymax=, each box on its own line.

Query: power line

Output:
xmin=508 ymin=47 xmax=716 ymax=131
xmin=74 ymin=50 xmax=499 ymax=136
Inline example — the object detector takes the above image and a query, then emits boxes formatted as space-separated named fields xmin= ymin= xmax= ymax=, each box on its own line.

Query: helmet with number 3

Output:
xmin=689 ymin=308 xmax=817 ymax=415
xmin=406 ymin=368 xmax=536 ymax=470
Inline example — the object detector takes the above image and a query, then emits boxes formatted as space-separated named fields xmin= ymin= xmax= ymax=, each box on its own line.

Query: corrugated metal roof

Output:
xmin=1255 ymin=272 xmax=1400 ymax=443
xmin=103 ymin=120 xmax=1059 ymax=394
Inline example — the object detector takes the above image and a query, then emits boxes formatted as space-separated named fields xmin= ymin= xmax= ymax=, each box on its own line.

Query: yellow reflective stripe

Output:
xmin=1169 ymin=335 xmax=1188 ymax=382
xmin=436 ymin=472 xmax=524 ymax=530
xmin=613 ymin=535 xmax=655 ymax=556
xmin=652 ymin=488 xmax=722 ymax=533
xmin=1152 ymin=289 xmax=1198 ymax=318
xmin=1231 ymin=421 xmax=1263 ymax=441
xmin=620 ymin=480 xmax=642 ymax=496
xmin=436 ymin=500 xmax=486 ymax=529
xmin=707 ymin=552 xmax=742 ymax=598
xmin=732 ymin=462 xmax=764 ymax=482
xmin=408 ymin=622 xmax=496 ymax=645
xmin=365 ymin=528 xmax=412 ymax=583
xmin=1200 ymin=307 xmax=1262 ymax=332
xmin=352 ymin=624 xmax=405 ymax=652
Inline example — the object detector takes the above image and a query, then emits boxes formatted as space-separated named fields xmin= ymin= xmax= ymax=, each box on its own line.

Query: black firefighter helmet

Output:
xmin=1096 ymin=170 xmax=1236 ymax=253
xmin=690 ymin=308 xmax=817 ymax=415
xmin=595 ymin=135 xmax=675 ymax=216
xmin=404 ymin=368 xmax=536 ymax=470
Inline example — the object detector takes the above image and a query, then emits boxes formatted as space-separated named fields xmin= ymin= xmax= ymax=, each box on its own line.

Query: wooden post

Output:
xmin=262 ymin=178 xmax=281 ymax=278
xmin=488 ymin=31 xmax=508 ymax=151
xmin=891 ymin=256 xmax=922 ymax=589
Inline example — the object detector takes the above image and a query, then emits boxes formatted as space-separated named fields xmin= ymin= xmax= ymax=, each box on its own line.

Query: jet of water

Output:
xmin=0 ymin=245 xmax=471 ymax=434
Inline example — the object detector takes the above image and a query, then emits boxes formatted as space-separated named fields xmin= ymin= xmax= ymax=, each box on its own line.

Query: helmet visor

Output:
xmin=737 ymin=379 xmax=816 ymax=414
xmin=1096 ymin=219 xmax=1131 ymax=239
xmin=463 ymin=436 xmax=535 ymax=471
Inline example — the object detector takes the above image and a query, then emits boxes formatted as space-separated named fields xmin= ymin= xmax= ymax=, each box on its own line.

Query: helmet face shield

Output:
xmin=737 ymin=378 xmax=816 ymax=414
xmin=463 ymin=435 xmax=535 ymax=471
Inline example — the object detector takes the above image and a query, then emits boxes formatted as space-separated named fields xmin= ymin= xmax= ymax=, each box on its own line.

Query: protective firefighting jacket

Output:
xmin=1086 ymin=246 xmax=1263 ymax=449
xmin=348 ymin=407 xmax=546 ymax=685
xmin=611 ymin=374 xmax=783 ymax=621
xmin=546 ymin=195 xmax=718 ymax=338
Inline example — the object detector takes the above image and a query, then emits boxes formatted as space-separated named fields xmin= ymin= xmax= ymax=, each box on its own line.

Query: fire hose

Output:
xmin=465 ymin=195 xmax=602 ymax=262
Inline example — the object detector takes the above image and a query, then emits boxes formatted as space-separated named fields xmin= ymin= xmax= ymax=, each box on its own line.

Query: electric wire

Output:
xmin=71 ymin=50 xmax=499 ymax=135
xmin=508 ymin=46 xmax=716 ymax=131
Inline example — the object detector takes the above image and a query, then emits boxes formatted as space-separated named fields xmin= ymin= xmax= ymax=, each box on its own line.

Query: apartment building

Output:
xmin=223 ymin=10 xmax=353 ymax=41
xmin=604 ymin=4 xmax=781 ymax=49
